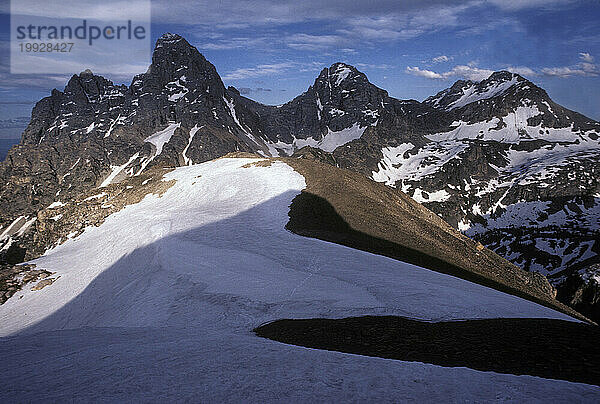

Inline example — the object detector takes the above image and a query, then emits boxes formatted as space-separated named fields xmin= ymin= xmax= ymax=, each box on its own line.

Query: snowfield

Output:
xmin=1 ymin=158 xmax=598 ymax=401
xmin=265 ymin=123 xmax=367 ymax=156
xmin=144 ymin=122 xmax=181 ymax=156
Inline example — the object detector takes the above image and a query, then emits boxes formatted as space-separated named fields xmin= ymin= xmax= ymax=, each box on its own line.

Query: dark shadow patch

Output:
xmin=287 ymin=192 xmax=487 ymax=280
xmin=255 ymin=316 xmax=600 ymax=386
xmin=2 ymin=244 xmax=26 ymax=265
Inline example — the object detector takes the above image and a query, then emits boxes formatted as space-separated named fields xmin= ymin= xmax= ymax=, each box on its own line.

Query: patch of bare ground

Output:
xmin=0 ymin=264 xmax=54 ymax=303
xmin=221 ymin=152 xmax=265 ymax=159
xmin=241 ymin=160 xmax=273 ymax=168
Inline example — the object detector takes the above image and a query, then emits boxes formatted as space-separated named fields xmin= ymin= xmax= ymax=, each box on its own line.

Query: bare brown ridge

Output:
xmin=271 ymin=155 xmax=592 ymax=323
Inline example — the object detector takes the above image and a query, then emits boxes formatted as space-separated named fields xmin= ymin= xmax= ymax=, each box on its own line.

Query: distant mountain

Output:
xmin=0 ymin=117 xmax=29 ymax=147
xmin=366 ymin=71 xmax=600 ymax=318
xmin=0 ymin=32 xmax=598 ymax=320
xmin=0 ymin=117 xmax=30 ymax=130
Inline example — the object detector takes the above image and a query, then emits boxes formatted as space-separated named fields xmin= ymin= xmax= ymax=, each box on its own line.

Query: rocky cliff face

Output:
xmin=1 ymin=33 xmax=598 ymax=318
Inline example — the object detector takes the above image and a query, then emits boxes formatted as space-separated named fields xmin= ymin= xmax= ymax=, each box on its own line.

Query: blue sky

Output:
xmin=0 ymin=0 xmax=599 ymax=129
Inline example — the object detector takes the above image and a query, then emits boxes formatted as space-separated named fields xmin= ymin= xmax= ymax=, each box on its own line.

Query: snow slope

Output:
xmin=144 ymin=122 xmax=181 ymax=156
xmin=0 ymin=158 xmax=597 ymax=401
xmin=265 ymin=123 xmax=367 ymax=155
xmin=446 ymin=76 xmax=519 ymax=110
xmin=372 ymin=141 xmax=468 ymax=189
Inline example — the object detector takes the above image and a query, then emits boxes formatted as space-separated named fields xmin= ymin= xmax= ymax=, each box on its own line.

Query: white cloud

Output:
xmin=148 ymin=1 xmax=494 ymax=50
xmin=355 ymin=63 xmax=394 ymax=70
xmin=449 ymin=65 xmax=495 ymax=81
xmin=432 ymin=55 xmax=450 ymax=63
xmin=405 ymin=66 xmax=444 ymax=79
xmin=541 ymin=65 xmax=598 ymax=77
xmin=408 ymin=52 xmax=600 ymax=82
xmin=338 ymin=4 xmax=473 ymax=43
xmin=285 ymin=34 xmax=347 ymax=51
xmin=406 ymin=64 xmax=494 ymax=81
xmin=541 ymin=67 xmax=578 ymax=77
xmin=579 ymin=52 xmax=594 ymax=63
xmin=222 ymin=60 xmax=333 ymax=81
xmin=198 ymin=37 xmax=269 ymax=50
xmin=0 ymin=69 xmax=70 ymax=91
xmin=189 ymin=4 xmax=475 ymax=52
xmin=504 ymin=66 xmax=537 ymax=76
xmin=541 ymin=54 xmax=598 ymax=77
xmin=221 ymin=62 xmax=296 ymax=80
xmin=150 ymin=1 xmax=473 ymax=27
xmin=581 ymin=62 xmax=596 ymax=72
xmin=456 ymin=16 xmax=523 ymax=36
xmin=274 ymin=3 xmax=477 ymax=52
xmin=296 ymin=61 xmax=328 ymax=73
xmin=486 ymin=0 xmax=575 ymax=11
xmin=10 ymin=0 xmax=151 ymax=21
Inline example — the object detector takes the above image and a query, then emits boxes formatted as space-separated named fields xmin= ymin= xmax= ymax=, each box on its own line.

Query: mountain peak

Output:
xmin=330 ymin=62 xmax=356 ymax=71
xmin=155 ymin=33 xmax=185 ymax=47
xmin=425 ymin=70 xmax=534 ymax=111
xmin=64 ymin=70 xmax=116 ymax=98
xmin=487 ymin=70 xmax=520 ymax=82
xmin=152 ymin=33 xmax=196 ymax=56
xmin=320 ymin=62 xmax=359 ymax=86
xmin=151 ymin=32 xmax=200 ymax=61
xmin=311 ymin=62 xmax=378 ymax=94
xmin=145 ymin=33 xmax=223 ymax=92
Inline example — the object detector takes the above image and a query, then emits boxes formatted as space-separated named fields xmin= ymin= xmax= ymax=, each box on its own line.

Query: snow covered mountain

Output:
xmin=368 ymin=72 xmax=600 ymax=306
xmin=234 ymin=62 xmax=426 ymax=154
xmin=1 ymin=32 xmax=599 ymax=320
xmin=1 ymin=156 xmax=598 ymax=401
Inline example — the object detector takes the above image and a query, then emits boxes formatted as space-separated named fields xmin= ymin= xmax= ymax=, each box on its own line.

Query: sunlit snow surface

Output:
xmin=446 ymin=76 xmax=519 ymax=110
xmin=1 ymin=158 xmax=598 ymax=401
xmin=144 ymin=122 xmax=181 ymax=156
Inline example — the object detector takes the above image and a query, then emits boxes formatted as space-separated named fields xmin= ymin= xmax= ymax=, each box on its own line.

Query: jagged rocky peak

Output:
xmin=313 ymin=62 xmax=386 ymax=97
xmin=307 ymin=62 xmax=389 ymax=127
xmin=18 ymin=69 xmax=126 ymax=144
xmin=153 ymin=32 xmax=194 ymax=56
xmin=317 ymin=63 xmax=363 ymax=86
xmin=424 ymin=70 xmax=533 ymax=111
xmin=156 ymin=32 xmax=184 ymax=45
xmin=63 ymin=70 xmax=125 ymax=104
xmin=486 ymin=70 xmax=521 ymax=83
xmin=143 ymin=32 xmax=223 ymax=93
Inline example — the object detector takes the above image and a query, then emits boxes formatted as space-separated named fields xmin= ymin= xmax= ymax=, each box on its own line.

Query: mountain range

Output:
xmin=0 ymin=32 xmax=598 ymax=321
xmin=1 ymin=33 xmax=600 ymax=400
